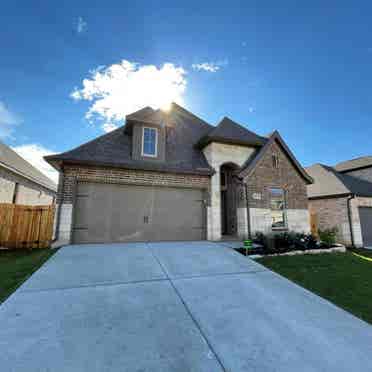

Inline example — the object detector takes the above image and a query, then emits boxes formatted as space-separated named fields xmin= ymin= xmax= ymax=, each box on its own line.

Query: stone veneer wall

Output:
xmin=202 ymin=142 xmax=256 ymax=240
xmin=244 ymin=140 xmax=310 ymax=234
xmin=54 ymin=165 xmax=210 ymax=246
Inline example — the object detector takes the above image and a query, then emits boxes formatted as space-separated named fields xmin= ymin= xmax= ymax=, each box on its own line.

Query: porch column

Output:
xmin=207 ymin=167 xmax=222 ymax=240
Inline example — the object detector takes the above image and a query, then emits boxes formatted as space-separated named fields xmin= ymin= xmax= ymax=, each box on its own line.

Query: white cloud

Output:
xmin=102 ymin=122 xmax=118 ymax=133
xmin=76 ymin=16 xmax=87 ymax=33
xmin=192 ymin=59 xmax=228 ymax=73
xmin=71 ymin=60 xmax=187 ymax=128
xmin=0 ymin=101 xmax=20 ymax=139
xmin=12 ymin=144 xmax=59 ymax=184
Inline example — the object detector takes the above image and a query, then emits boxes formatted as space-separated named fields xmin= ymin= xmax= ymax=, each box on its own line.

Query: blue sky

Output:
xmin=1 ymin=1 xmax=372 ymax=182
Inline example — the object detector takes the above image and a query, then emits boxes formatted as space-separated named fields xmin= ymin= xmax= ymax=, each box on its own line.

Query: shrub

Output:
xmin=318 ymin=228 xmax=338 ymax=247
xmin=252 ymin=231 xmax=319 ymax=253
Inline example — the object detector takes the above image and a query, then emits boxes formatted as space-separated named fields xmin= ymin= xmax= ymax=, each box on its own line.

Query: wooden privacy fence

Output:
xmin=0 ymin=204 xmax=55 ymax=249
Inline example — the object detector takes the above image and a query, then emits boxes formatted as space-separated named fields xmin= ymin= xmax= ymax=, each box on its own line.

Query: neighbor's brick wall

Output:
xmin=308 ymin=196 xmax=352 ymax=245
xmin=0 ymin=167 xmax=55 ymax=205
xmin=245 ymin=140 xmax=308 ymax=210
xmin=58 ymin=165 xmax=211 ymax=203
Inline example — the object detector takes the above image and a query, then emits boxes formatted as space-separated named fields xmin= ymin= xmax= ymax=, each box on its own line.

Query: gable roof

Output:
xmin=45 ymin=103 xmax=215 ymax=176
xmin=238 ymin=131 xmax=313 ymax=184
xmin=0 ymin=141 xmax=57 ymax=192
xmin=125 ymin=106 xmax=155 ymax=122
xmin=197 ymin=117 xmax=267 ymax=148
xmin=334 ymin=156 xmax=372 ymax=173
xmin=306 ymin=163 xmax=372 ymax=198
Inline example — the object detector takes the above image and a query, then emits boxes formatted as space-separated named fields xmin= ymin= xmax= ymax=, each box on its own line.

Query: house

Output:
xmin=0 ymin=141 xmax=57 ymax=205
xmin=45 ymin=103 xmax=312 ymax=245
xmin=307 ymin=159 xmax=372 ymax=248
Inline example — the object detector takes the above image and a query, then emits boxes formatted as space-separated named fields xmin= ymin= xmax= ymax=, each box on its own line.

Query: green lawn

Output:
xmin=0 ymin=249 xmax=56 ymax=304
xmin=257 ymin=249 xmax=372 ymax=325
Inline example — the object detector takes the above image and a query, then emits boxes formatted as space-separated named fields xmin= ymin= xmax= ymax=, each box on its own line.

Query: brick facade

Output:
xmin=245 ymin=141 xmax=308 ymax=210
xmin=308 ymin=196 xmax=352 ymax=245
xmin=54 ymin=140 xmax=310 ymax=244
xmin=58 ymin=165 xmax=211 ymax=204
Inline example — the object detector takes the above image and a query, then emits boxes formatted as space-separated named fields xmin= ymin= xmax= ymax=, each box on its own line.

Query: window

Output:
xmin=272 ymin=154 xmax=279 ymax=168
xmin=142 ymin=127 xmax=157 ymax=157
xmin=269 ymin=187 xmax=287 ymax=230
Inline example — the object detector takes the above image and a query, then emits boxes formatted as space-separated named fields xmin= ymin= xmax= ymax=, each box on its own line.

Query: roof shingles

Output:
xmin=46 ymin=104 xmax=215 ymax=175
xmin=0 ymin=141 xmax=57 ymax=192
xmin=306 ymin=163 xmax=372 ymax=198
xmin=334 ymin=156 xmax=372 ymax=172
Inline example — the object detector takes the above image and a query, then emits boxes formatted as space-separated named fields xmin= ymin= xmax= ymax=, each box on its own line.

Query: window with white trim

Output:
xmin=269 ymin=187 xmax=287 ymax=230
xmin=142 ymin=127 xmax=158 ymax=157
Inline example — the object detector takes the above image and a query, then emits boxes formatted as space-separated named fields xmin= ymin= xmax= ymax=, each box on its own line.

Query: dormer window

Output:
xmin=142 ymin=127 xmax=158 ymax=157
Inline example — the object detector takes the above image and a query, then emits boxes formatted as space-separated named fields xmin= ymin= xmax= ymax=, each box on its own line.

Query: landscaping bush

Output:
xmin=318 ymin=228 xmax=338 ymax=247
xmin=251 ymin=231 xmax=319 ymax=254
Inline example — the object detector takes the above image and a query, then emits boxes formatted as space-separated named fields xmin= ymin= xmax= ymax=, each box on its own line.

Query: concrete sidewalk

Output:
xmin=1 ymin=242 xmax=371 ymax=371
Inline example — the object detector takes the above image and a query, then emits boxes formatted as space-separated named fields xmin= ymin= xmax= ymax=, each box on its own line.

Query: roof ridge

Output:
xmin=336 ymin=155 xmax=372 ymax=164
xmin=217 ymin=116 xmax=267 ymax=139
xmin=171 ymin=102 xmax=213 ymax=128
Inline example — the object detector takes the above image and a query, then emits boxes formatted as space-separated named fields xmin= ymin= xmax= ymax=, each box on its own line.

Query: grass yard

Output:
xmin=0 ymin=249 xmax=56 ymax=304
xmin=257 ymin=249 xmax=372 ymax=325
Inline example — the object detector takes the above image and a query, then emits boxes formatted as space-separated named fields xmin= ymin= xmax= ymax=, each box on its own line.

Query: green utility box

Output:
xmin=243 ymin=239 xmax=253 ymax=255
xmin=244 ymin=239 xmax=253 ymax=248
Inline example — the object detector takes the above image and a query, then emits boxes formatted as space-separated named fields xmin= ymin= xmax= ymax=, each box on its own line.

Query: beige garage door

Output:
xmin=359 ymin=207 xmax=372 ymax=247
xmin=72 ymin=182 xmax=206 ymax=243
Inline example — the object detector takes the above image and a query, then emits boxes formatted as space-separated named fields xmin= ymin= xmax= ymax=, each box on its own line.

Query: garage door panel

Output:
xmin=359 ymin=207 xmax=372 ymax=247
xmin=73 ymin=183 xmax=205 ymax=243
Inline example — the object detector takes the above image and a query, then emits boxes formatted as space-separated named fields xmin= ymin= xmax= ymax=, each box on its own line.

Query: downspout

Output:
xmin=52 ymin=167 xmax=64 ymax=243
xmin=347 ymin=194 xmax=355 ymax=248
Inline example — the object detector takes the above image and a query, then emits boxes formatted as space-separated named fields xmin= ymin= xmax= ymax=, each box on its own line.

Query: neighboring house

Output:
xmin=45 ymin=103 xmax=312 ymax=245
xmin=0 ymin=141 xmax=57 ymax=205
xmin=307 ymin=160 xmax=372 ymax=247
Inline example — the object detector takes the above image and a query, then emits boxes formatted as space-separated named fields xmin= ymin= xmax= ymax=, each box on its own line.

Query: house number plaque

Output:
xmin=252 ymin=192 xmax=262 ymax=200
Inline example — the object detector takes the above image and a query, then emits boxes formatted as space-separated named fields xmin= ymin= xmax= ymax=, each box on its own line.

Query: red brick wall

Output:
xmin=244 ymin=140 xmax=308 ymax=210
xmin=58 ymin=164 xmax=210 ymax=203
xmin=308 ymin=196 xmax=351 ymax=244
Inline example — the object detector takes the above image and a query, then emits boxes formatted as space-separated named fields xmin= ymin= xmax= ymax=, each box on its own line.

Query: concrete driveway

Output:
xmin=1 ymin=242 xmax=372 ymax=372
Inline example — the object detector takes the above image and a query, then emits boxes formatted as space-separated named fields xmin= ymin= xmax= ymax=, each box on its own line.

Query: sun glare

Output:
xmin=161 ymin=101 xmax=172 ymax=111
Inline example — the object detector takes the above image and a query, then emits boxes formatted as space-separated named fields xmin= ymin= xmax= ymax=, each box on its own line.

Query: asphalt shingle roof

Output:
xmin=306 ymin=163 xmax=372 ymax=198
xmin=46 ymin=104 xmax=279 ymax=177
xmin=197 ymin=117 xmax=267 ymax=148
xmin=334 ymin=156 xmax=372 ymax=172
xmin=46 ymin=103 xmax=215 ymax=175
xmin=0 ymin=141 xmax=57 ymax=192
